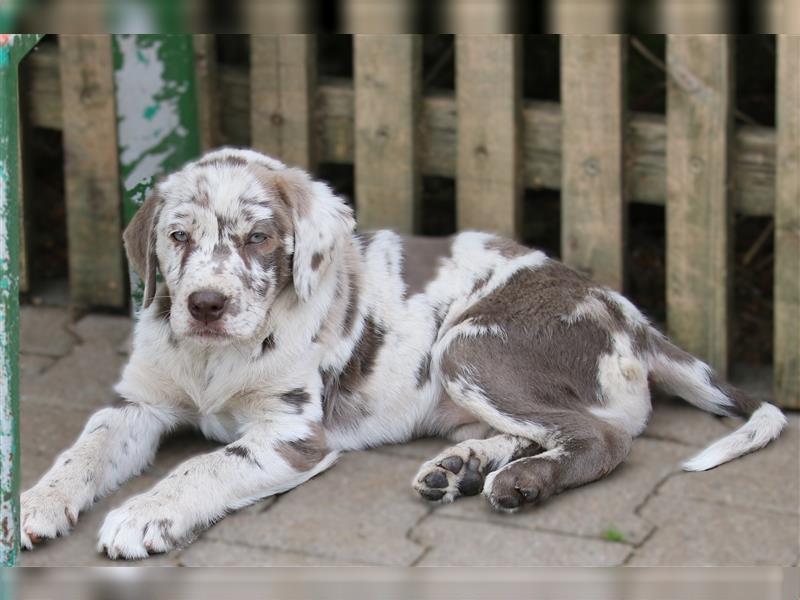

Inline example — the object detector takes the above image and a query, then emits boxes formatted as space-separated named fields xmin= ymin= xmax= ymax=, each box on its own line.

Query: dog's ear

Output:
xmin=274 ymin=168 xmax=355 ymax=302
xmin=123 ymin=191 xmax=163 ymax=309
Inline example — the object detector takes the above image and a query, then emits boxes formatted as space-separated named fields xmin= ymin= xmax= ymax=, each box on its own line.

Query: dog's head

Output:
xmin=123 ymin=149 xmax=355 ymax=343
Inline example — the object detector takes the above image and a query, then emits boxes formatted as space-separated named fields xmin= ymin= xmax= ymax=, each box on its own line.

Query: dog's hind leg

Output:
xmin=482 ymin=414 xmax=631 ymax=511
xmin=413 ymin=434 xmax=543 ymax=503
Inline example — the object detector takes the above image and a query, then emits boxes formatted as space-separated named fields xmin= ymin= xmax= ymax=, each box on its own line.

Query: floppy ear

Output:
xmin=274 ymin=168 xmax=355 ymax=302
xmin=122 ymin=191 xmax=163 ymax=309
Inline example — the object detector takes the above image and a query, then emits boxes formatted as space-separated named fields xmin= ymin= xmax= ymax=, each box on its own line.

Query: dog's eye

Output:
xmin=247 ymin=232 xmax=268 ymax=245
xmin=171 ymin=231 xmax=189 ymax=243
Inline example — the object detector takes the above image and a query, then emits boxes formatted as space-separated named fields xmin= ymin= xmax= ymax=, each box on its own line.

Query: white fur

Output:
xmin=682 ymin=403 xmax=788 ymax=471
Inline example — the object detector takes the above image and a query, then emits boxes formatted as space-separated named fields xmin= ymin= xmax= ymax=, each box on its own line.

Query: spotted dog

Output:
xmin=21 ymin=148 xmax=787 ymax=559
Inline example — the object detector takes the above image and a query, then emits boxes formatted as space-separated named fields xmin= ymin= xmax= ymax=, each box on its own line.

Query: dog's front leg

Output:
xmin=97 ymin=419 xmax=336 ymax=559
xmin=21 ymin=401 xmax=180 ymax=549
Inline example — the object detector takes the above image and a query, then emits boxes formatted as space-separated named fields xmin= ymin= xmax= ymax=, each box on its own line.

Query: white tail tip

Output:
xmin=682 ymin=403 xmax=788 ymax=472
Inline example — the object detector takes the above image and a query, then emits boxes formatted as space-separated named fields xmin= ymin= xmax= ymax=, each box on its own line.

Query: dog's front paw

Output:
xmin=20 ymin=486 xmax=80 ymax=550
xmin=97 ymin=496 xmax=187 ymax=560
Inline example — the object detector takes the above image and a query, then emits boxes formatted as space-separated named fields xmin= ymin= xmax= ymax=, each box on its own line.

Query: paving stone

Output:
xmin=18 ymin=474 xmax=181 ymax=566
xmin=412 ymin=516 xmax=631 ymax=566
xmin=437 ymin=438 xmax=688 ymax=545
xmin=374 ymin=437 xmax=449 ymax=461
xmin=656 ymin=415 xmax=799 ymax=515
xmin=203 ymin=450 xmax=430 ymax=565
xmin=19 ymin=354 xmax=56 ymax=377
xmin=70 ymin=314 xmax=133 ymax=348
xmin=178 ymin=540 xmax=365 ymax=566
xmin=630 ymin=495 xmax=799 ymax=566
xmin=21 ymin=336 xmax=127 ymax=411
xmin=20 ymin=305 xmax=78 ymax=357
xmin=643 ymin=395 xmax=738 ymax=447
xmin=21 ymin=401 xmax=95 ymax=490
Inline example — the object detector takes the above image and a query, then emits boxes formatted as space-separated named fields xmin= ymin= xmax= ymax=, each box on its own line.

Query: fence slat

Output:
xmin=59 ymin=35 xmax=126 ymax=308
xmin=561 ymin=35 xmax=627 ymax=290
xmin=775 ymin=35 xmax=800 ymax=408
xmin=659 ymin=0 xmax=728 ymax=33
xmin=666 ymin=35 xmax=733 ymax=377
xmin=549 ymin=0 xmax=620 ymax=33
xmin=456 ymin=35 xmax=522 ymax=238
xmin=251 ymin=35 xmax=317 ymax=171
xmin=193 ymin=34 xmax=221 ymax=151
xmin=354 ymin=35 xmax=421 ymax=233
xmin=342 ymin=0 xmax=412 ymax=33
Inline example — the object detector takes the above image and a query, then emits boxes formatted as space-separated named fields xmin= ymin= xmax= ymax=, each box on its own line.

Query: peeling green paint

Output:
xmin=0 ymin=33 xmax=41 ymax=567
xmin=112 ymin=35 xmax=200 ymax=311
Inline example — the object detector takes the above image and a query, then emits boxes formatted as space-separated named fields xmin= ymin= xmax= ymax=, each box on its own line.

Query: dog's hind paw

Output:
xmin=412 ymin=448 xmax=486 ymax=504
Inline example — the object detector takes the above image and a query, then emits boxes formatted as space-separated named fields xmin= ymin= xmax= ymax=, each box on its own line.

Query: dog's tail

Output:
xmin=645 ymin=329 xmax=787 ymax=472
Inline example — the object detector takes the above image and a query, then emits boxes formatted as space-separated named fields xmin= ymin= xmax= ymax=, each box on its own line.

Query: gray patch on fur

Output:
xmin=321 ymin=316 xmax=386 ymax=429
xmin=281 ymin=388 xmax=311 ymax=414
xmin=275 ymin=423 xmax=328 ymax=471
xmin=400 ymin=235 xmax=453 ymax=297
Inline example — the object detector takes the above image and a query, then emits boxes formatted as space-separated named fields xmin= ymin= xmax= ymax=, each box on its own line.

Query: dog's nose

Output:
xmin=188 ymin=290 xmax=228 ymax=323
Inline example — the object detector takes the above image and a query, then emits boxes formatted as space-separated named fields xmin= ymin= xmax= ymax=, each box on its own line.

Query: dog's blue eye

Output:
xmin=247 ymin=232 xmax=267 ymax=245
xmin=171 ymin=231 xmax=189 ymax=243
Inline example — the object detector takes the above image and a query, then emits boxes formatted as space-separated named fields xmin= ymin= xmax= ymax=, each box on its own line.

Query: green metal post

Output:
xmin=0 ymin=33 xmax=41 ymax=567
xmin=112 ymin=34 xmax=201 ymax=309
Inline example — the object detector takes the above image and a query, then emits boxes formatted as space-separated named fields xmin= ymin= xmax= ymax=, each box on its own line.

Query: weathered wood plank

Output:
xmin=561 ymin=35 xmax=627 ymax=290
xmin=774 ymin=35 xmax=800 ymax=408
xmin=445 ymin=0 xmax=509 ymax=33
xmin=456 ymin=35 xmax=522 ymax=238
xmin=549 ymin=0 xmax=620 ymax=33
xmin=354 ymin=35 xmax=421 ymax=233
xmin=59 ymin=35 xmax=126 ymax=308
xmin=193 ymin=34 xmax=221 ymax=151
xmin=665 ymin=35 xmax=733 ymax=377
xmin=659 ymin=0 xmax=728 ymax=33
xmin=24 ymin=48 xmax=780 ymax=217
xmin=342 ymin=0 xmax=412 ymax=32
xmin=251 ymin=35 xmax=317 ymax=171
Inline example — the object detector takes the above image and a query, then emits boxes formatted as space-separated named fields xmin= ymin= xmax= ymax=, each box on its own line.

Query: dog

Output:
xmin=20 ymin=148 xmax=787 ymax=560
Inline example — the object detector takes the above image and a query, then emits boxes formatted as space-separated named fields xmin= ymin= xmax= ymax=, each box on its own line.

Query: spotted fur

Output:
xmin=21 ymin=148 xmax=787 ymax=559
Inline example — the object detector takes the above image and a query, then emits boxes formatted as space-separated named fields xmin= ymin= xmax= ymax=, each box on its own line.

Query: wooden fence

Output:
xmin=17 ymin=33 xmax=799 ymax=409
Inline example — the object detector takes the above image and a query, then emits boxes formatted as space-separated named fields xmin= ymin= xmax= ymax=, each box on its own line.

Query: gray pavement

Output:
xmin=17 ymin=306 xmax=800 ymax=566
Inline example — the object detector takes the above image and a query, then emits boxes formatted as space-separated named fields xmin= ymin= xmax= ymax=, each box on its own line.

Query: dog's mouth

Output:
xmin=189 ymin=324 xmax=231 ymax=339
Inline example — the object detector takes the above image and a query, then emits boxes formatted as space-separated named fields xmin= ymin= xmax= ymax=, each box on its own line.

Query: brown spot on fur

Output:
xmin=225 ymin=445 xmax=262 ymax=468
xmin=197 ymin=155 xmax=248 ymax=169
xmin=341 ymin=268 xmax=360 ymax=336
xmin=401 ymin=235 xmax=453 ymax=297
xmin=281 ymin=388 xmax=311 ymax=413
xmin=261 ymin=334 xmax=276 ymax=353
xmin=321 ymin=316 xmax=385 ymax=429
xmin=415 ymin=352 xmax=432 ymax=388
xmin=276 ymin=424 xmax=328 ymax=471
xmin=485 ymin=237 xmax=532 ymax=258
xmin=311 ymin=252 xmax=324 ymax=271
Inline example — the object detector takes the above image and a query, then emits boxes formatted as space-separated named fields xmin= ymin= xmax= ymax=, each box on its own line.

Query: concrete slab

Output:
xmin=656 ymin=416 xmax=799 ymax=515
xmin=202 ymin=451 xmax=430 ymax=566
xmin=21 ymin=335 xmax=127 ymax=411
xmin=70 ymin=314 xmax=133 ymax=348
xmin=19 ymin=354 xmax=56 ymax=377
xmin=178 ymin=540 xmax=365 ymax=566
xmin=20 ymin=305 xmax=78 ymax=357
xmin=630 ymin=495 xmax=799 ymax=566
xmin=437 ymin=438 xmax=689 ymax=545
xmin=411 ymin=516 xmax=632 ymax=566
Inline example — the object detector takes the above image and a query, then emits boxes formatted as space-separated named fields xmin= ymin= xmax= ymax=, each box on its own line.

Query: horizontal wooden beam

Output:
xmin=25 ymin=44 xmax=777 ymax=217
